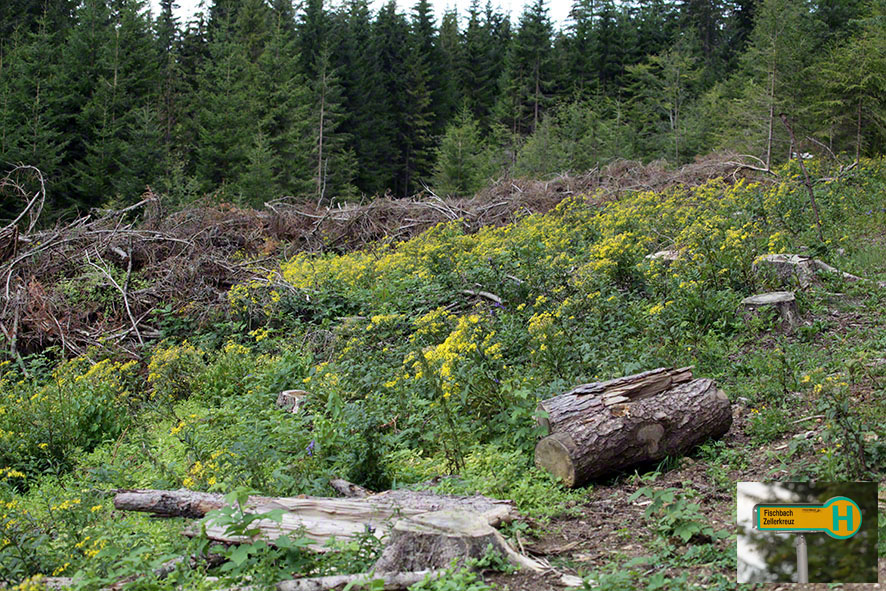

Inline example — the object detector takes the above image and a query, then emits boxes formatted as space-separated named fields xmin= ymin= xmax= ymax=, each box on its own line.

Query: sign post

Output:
xmin=795 ymin=534 xmax=808 ymax=583
xmin=753 ymin=496 xmax=861 ymax=582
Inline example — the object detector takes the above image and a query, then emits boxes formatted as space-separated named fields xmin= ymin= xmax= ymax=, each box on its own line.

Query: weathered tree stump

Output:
xmin=534 ymin=377 xmax=731 ymax=487
xmin=740 ymin=291 xmax=799 ymax=329
xmin=276 ymin=389 xmax=308 ymax=413
xmin=372 ymin=510 xmax=543 ymax=574
xmin=754 ymin=254 xmax=818 ymax=288
xmin=755 ymin=253 xmax=879 ymax=288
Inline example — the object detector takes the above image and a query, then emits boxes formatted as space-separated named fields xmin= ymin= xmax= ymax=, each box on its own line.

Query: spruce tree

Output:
xmin=814 ymin=3 xmax=886 ymax=158
xmin=63 ymin=0 xmax=161 ymax=208
xmin=335 ymin=0 xmax=395 ymax=195
xmin=309 ymin=45 xmax=357 ymax=202
xmin=437 ymin=9 xmax=462 ymax=132
xmin=432 ymin=106 xmax=491 ymax=196
xmin=0 ymin=19 xmax=66 ymax=184
xmin=495 ymin=0 xmax=556 ymax=135
xmin=730 ymin=0 xmax=814 ymax=168
xmin=627 ymin=39 xmax=700 ymax=162
xmin=193 ymin=15 xmax=258 ymax=194
xmin=255 ymin=1 xmax=313 ymax=198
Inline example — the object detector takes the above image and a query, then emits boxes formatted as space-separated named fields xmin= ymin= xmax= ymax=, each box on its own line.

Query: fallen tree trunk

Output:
xmin=535 ymin=378 xmax=731 ymax=487
xmin=537 ymin=366 xmax=694 ymax=435
xmin=115 ymin=489 xmax=517 ymax=551
xmin=276 ymin=570 xmax=444 ymax=591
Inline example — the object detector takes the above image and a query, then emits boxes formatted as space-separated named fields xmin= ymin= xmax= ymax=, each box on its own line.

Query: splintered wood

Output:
xmin=114 ymin=488 xmax=517 ymax=551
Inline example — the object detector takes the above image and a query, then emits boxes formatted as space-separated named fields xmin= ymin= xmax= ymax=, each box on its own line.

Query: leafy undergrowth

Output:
xmin=1 ymin=158 xmax=885 ymax=589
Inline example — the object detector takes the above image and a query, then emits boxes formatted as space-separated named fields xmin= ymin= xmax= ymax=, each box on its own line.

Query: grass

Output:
xmin=1 ymin=158 xmax=885 ymax=588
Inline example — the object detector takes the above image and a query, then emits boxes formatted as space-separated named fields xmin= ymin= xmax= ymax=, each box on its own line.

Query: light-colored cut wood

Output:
xmin=115 ymin=489 xmax=517 ymax=551
xmin=740 ymin=291 xmax=799 ymax=329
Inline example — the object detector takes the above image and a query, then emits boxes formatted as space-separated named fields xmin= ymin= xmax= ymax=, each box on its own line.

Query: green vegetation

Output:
xmin=2 ymin=158 xmax=886 ymax=587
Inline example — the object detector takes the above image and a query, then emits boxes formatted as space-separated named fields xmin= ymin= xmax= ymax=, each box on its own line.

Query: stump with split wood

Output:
xmin=373 ymin=510 xmax=542 ymax=574
xmin=740 ymin=291 xmax=799 ymax=329
xmin=276 ymin=389 xmax=308 ymax=413
xmin=534 ymin=368 xmax=731 ymax=487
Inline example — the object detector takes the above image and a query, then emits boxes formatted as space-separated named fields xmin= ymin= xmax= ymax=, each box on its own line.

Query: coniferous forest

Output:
xmin=1 ymin=0 xmax=884 ymax=220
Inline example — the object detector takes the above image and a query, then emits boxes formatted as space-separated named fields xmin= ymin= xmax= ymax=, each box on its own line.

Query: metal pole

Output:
xmin=796 ymin=534 xmax=808 ymax=583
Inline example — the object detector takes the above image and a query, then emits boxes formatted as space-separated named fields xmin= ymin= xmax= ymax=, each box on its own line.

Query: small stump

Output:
xmin=741 ymin=291 xmax=798 ymax=329
xmin=276 ymin=390 xmax=308 ymax=413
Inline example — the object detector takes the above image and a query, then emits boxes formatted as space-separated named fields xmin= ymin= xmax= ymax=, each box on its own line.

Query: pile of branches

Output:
xmin=0 ymin=168 xmax=274 ymax=362
xmin=269 ymin=153 xmax=752 ymax=252
xmin=0 ymin=155 xmax=754 ymax=363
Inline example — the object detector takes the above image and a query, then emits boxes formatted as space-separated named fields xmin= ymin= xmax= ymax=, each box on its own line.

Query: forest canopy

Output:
xmin=1 ymin=0 xmax=885 ymax=220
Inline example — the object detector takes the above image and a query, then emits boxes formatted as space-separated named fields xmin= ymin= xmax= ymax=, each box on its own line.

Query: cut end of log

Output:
xmin=534 ymin=433 xmax=576 ymax=488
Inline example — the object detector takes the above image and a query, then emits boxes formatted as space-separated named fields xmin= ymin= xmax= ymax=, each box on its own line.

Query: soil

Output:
xmin=479 ymin=401 xmax=884 ymax=590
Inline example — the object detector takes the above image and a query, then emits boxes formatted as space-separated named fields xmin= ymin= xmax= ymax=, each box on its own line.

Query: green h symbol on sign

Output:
xmin=833 ymin=504 xmax=853 ymax=532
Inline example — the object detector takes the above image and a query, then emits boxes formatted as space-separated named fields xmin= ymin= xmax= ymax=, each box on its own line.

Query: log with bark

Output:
xmin=114 ymin=489 xmax=517 ymax=551
xmin=534 ymin=369 xmax=731 ymax=487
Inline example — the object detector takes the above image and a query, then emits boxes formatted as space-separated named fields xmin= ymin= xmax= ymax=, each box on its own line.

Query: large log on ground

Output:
xmin=534 ymin=378 xmax=731 ymax=487
xmin=537 ymin=366 xmax=694 ymax=435
xmin=115 ymin=489 xmax=517 ymax=551
xmin=276 ymin=570 xmax=444 ymax=591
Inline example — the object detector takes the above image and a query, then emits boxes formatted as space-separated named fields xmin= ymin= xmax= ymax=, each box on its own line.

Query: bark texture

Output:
xmin=276 ymin=570 xmax=444 ymax=591
xmin=537 ymin=367 xmax=694 ymax=435
xmin=535 ymin=378 xmax=731 ymax=487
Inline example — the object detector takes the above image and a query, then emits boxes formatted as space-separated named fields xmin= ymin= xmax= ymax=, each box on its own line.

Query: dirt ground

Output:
xmin=483 ymin=403 xmax=884 ymax=590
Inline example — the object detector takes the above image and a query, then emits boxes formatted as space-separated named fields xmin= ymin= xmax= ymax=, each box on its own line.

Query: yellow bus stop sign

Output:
xmin=753 ymin=496 xmax=862 ymax=539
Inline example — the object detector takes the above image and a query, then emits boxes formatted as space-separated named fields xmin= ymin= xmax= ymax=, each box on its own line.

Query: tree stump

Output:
xmin=755 ymin=253 xmax=877 ymax=288
xmin=276 ymin=389 xmax=308 ymax=413
xmin=740 ymin=291 xmax=799 ymax=329
xmin=534 ymin=377 xmax=731 ymax=487
xmin=372 ymin=510 xmax=541 ymax=574
xmin=754 ymin=254 xmax=818 ymax=288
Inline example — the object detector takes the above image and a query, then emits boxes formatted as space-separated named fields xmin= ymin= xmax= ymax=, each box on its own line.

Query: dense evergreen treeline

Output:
xmin=0 ymin=0 xmax=884 ymax=218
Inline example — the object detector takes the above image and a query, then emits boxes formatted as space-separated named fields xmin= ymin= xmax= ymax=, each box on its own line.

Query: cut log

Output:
xmin=537 ymin=367 xmax=694 ymax=435
xmin=277 ymin=570 xmax=444 ymax=591
xmin=373 ymin=510 xmax=544 ymax=574
xmin=115 ymin=489 xmax=517 ymax=551
xmin=534 ymin=378 xmax=731 ymax=487
xmin=740 ymin=291 xmax=799 ymax=329
xmin=276 ymin=389 xmax=308 ymax=413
